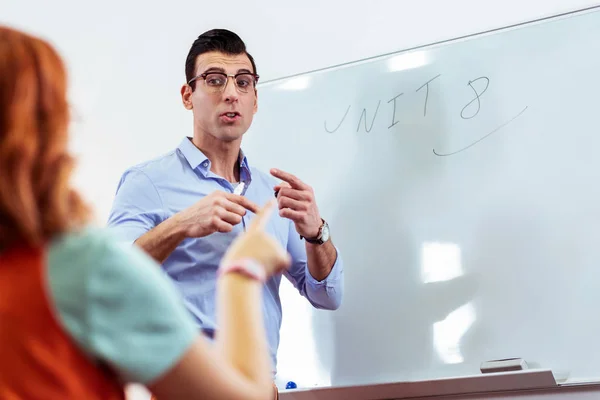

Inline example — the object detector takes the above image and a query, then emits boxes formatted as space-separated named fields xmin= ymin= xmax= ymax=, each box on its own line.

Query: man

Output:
xmin=106 ymin=29 xmax=344 ymax=375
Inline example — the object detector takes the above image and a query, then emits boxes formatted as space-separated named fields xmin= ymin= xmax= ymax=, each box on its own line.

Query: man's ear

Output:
xmin=253 ymin=89 xmax=258 ymax=115
xmin=181 ymin=84 xmax=193 ymax=110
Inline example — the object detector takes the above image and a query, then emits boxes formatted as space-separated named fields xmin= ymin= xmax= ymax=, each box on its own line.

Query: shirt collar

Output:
xmin=178 ymin=137 xmax=252 ymax=181
xmin=178 ymin=137 xmax=209 ymax=170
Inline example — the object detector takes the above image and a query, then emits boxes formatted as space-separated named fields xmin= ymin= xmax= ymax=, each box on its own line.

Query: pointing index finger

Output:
xmin=248 ymin=199 xmax=277 ymax=232
xmin=270 ymin=168 xmax=307 ymax=190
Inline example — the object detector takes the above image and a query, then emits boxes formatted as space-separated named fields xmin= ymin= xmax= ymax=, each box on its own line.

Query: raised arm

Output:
xmin=54 ymin=201 xmax=288 ymax=400
xmin=107 ymin=168 xmax=259 ymax=264
xmin=149 ymin=200 xmax=290 ymax=399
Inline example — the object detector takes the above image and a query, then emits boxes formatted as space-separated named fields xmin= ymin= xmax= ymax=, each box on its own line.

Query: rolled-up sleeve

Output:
xmin=106 ymin=168 xmax=166 ymax=243
xmin=283 ymin=219 xmax=344 ymax=310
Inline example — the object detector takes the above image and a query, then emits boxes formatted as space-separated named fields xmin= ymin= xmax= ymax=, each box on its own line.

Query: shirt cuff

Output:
xmin=305 ymin=245 xmax=343 ymax=285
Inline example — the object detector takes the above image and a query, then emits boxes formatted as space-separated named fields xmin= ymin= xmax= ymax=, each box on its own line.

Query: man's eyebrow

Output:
xmin=198 ymin=67 xmax=253 ymax=75
xmin=200 ymin=66 xmax=226 ymax=74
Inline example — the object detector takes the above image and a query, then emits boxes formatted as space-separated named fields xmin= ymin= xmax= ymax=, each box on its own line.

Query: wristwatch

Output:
xmin=301 ymin=219 xmax=330 ymax=245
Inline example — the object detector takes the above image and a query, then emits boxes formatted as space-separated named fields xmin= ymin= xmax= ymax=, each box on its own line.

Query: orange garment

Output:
xmin=0 ymin=244 xmax=125 ymax=400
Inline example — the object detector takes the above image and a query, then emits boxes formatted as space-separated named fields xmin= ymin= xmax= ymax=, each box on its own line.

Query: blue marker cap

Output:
xmin=286 ymin=381 xmax=297 ymax=389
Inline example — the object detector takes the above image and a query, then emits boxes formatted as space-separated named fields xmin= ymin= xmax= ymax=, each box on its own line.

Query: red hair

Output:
xmin=0 ymin=26 xmax=89 ymax=248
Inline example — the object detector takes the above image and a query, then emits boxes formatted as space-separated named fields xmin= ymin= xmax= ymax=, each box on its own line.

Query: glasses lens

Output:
xmin=204 ymin=73 xmax=227 ymax=91
xmin=235 ymin=74 xmax=256 ymax=92
xmin=202 ymin=73 xmax=256 ymax=93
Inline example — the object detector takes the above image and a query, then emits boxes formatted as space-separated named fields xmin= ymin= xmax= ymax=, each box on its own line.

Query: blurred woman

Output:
xmin=0 ymin=25 xmax=289 ymax=400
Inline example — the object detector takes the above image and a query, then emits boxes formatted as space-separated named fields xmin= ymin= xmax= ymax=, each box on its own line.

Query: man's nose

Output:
xmin=223 ymin=76 xmax=239 ymax=103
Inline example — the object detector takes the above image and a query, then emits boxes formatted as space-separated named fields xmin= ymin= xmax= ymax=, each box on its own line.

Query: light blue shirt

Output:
xmin=106 ymin=137 xmax=344 ymax=369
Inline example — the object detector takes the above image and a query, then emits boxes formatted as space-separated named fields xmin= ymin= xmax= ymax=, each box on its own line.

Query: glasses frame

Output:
xmin=187 ymin=71 xmax=260 ymax=93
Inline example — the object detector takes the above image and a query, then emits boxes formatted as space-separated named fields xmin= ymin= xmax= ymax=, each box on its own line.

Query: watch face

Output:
xmin=321 ymin=222 xmax=330 ymax=242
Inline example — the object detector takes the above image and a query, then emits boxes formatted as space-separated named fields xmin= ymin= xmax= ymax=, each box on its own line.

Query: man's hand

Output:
xmin=270 ymin=168 xmax=322 ymax=239
xmin=221 ymin=199 xmax=291 ymax=277
xmin=174 ymin=190 xmax=260 ymax=238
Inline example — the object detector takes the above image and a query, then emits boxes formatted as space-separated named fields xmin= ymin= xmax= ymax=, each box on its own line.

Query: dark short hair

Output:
xmin=185 ymin=29 xmax=257 ymax=90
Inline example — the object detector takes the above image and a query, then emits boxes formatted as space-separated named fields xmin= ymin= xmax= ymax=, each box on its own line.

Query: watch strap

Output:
xmin=301 ymin=219 xmax=326 ymax=244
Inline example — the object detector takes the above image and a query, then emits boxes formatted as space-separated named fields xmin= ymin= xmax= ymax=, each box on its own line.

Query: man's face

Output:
xmin=182 ymin=51 xmax=258 ymax=142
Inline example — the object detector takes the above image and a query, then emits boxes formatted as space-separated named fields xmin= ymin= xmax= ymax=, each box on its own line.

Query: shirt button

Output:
xmin=202 ymin=161 xmax=208 ymax=168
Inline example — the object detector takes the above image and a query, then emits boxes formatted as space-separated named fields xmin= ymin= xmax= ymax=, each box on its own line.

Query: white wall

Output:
xmin=2 ymin=1 xmax=599 ymax=398
xmin=2 ymin=0 xmax=598 ymax=219
xmin=4 ymin=0 xmax=599 ymax=80
xmin=4 ymin=0 xmax=598 ymax=81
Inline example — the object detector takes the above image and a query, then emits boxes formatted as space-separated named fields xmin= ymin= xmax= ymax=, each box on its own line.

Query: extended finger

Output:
xmin=270 ymin=168 xmax=309 ymax=190
xmin=248 ymin=199 xmax=277 ymax=232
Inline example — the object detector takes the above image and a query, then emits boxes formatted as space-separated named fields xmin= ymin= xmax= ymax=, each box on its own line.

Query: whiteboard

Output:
xmin=241 ymin=5 xmax=600 ymax=389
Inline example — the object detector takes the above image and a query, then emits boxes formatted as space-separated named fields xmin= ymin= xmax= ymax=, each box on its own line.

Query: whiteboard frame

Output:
xmin=258 ymin=4 xmax=600 ymax=87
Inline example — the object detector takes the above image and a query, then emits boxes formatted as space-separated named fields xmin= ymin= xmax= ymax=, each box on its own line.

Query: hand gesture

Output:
xmin=270 ymin=168 xmax=322 ymax=239
xmin=176 ymin=190 xmax=259 ymax=238
xmin=221 ymin=200 xmax=291 ymax=277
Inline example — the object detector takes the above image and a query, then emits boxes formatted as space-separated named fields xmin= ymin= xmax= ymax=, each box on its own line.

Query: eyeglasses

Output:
xmin=188 ymin=71 xmax=260 ymax=94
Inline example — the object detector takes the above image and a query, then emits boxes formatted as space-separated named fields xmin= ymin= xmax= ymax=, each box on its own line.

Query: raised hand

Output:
xmin=270 ymin=168 xmax=322 ymax=239
xmin=221 ymin=199 xmax=291 ymax=277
